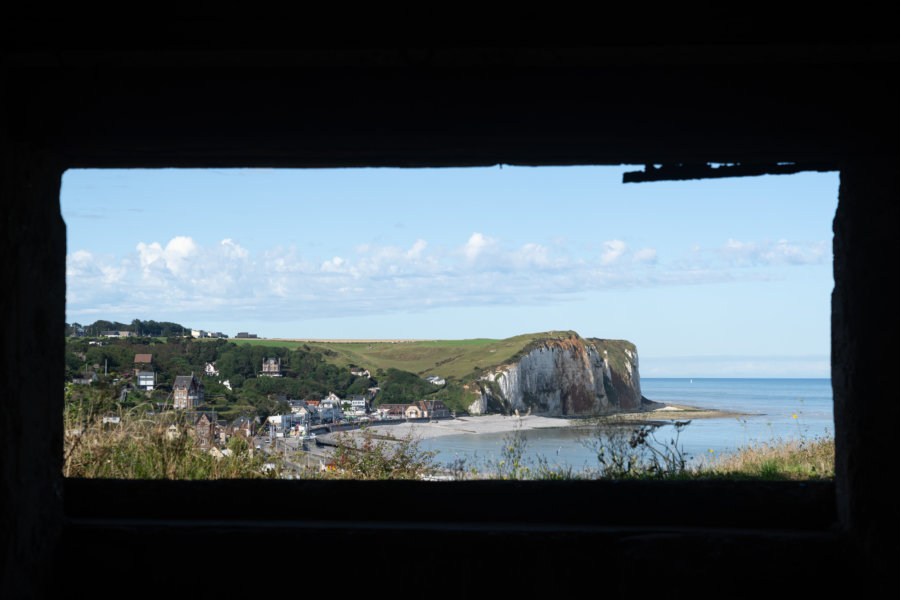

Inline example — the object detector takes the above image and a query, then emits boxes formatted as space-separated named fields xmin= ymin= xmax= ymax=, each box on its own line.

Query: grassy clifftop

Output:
xmin=238 ymin=331 xmax=636 ymax=386
xmin=230 ymin=332 xmax=639 ymax=414
xmin=237 ymin=332 xmax=569 ymax=380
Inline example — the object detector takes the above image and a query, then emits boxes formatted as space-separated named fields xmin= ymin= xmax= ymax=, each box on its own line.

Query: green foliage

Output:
xmin=461 ymin=420 xmax=834 ymax=482
xmin=294 ymin=334 xmax=553 ymax=382
xmin=65 ymin=350 xmax=86 ymax=375
xmin=84 ymin=344 xmax=131 ymax=372
xmin=375 ymin=368 xmax=440 ymax=404
xmin=227 ymin=435 xmax=250 ymax=456
xmin=695 ymin=434 xmax=835 ymax=480
xmin=328 ymin=427 xmax=437 ymax=480
xmin=64 ymin=334 xmax=382 ymax=421
xmin=478 ymin=379 xmax=508 ymax=414
xmin=345 ymin=376 xmax=372 ymax=396
xmin=64 ymin=392 xmax=278 ymax=480
xmin=71 ymin=319 xmax=189 ymax=337
xmin=483 ymin=425 xmax=530 ymax=479
xmin=581 ymin=420 xmax=692 ymax=479
xmin=431 ymin=384 xmax=476 ymax=414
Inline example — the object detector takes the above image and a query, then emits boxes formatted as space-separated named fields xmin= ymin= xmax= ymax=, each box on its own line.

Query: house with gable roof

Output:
xmin=72 ymin=371 xmax=98 ymax=386
xmin=134 ymin=353 xmax=156 ymax=390
xmin=231 ymin=415 xmax=254 ymax=438
xmin=261 ymin=357 xmax=282 ymax=377
xmin=403 ymin=400 xmax=451 ymax=420
xmin=186 ymin=411 xmax=216 ymax=448
xmin=173 ymin=374 xmax=204 ymax=410
xmin=376 ymin=404 xmax=408 ymax=419
xmin=404 ymin=403 xmax=424 ymax=419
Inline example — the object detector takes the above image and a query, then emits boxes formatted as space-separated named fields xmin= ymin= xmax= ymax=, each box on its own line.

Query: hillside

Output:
xmin=234 ymin=332 xmax=574 ymax=380
xmin=66 ymin=330 xmax=641 ymax=418
xmin=233 ymin=331 xmax=641 ymax=415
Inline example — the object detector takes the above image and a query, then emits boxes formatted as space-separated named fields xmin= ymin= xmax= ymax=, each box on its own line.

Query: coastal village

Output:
xmin=67 ymin=327 xmax=454 ymax=472
xmin=62 ymin=322 xmax=817 ymax=485
xmin=65 ymin=322 xmax=690 ymax=479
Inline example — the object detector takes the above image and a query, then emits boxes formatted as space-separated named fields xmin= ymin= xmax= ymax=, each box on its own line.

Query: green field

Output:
xmin=230 ymin=332 xmax=575 ymax=380
xmin=229 ymin=330 xmax=635 ymax=384
xmin=221 ymin=331 xmax=638 ymax=413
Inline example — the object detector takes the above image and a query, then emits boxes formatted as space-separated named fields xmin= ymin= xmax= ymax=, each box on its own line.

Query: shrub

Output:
xmin=327 ymin=427 xmax=437 ymax=480
xmin=64 ymin=390 xmax=278 ymax=479
xmin=580 ymin=420 xmax=692 ymax=479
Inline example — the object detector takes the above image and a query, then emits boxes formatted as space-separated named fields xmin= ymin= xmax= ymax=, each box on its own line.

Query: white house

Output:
xmin=349 ymin=395 xmax=368 ymax=415
xmin=72 ymin=371 xmax=98 ymax=385
xmin=318 ymin=396 xmax=343 ymax=423
xmin=136 ymin=371 xmax=156 ymax=391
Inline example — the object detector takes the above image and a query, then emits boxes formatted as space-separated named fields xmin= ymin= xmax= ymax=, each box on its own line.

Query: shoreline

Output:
xmin=341 ymin=402 xmax=747 ymax=443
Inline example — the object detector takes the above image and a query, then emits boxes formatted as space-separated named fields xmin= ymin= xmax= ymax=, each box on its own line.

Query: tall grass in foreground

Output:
xmin=695 ymin=435 xmax=835 ymax=480
xmin=64 ymin=391 xmax=276 ymax=479
xmin=64 ymin=388 xmax=834 ymax=481
xmin=326 ymin=428 xmax=438 ymax=480
xmin=444 ymin=421 xmax=835 ymax=481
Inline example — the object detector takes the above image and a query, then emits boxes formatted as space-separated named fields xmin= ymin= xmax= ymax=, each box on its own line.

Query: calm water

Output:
xmin=424 ymin=378 xmax=833 ymax=472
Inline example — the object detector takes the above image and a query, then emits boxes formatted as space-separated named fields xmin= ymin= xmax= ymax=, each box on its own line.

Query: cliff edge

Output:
xmin=467 ymin=333 xmax=642 ymax=416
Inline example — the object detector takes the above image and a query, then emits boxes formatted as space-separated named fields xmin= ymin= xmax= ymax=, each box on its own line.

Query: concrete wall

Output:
xmin=833 ymin=160 xmax=900 ymax=572
xmin=3 ymin=35 xmax=899 ymax=596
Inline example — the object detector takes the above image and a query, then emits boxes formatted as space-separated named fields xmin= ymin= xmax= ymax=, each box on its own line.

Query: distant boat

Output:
xmin=690 ymin=378 xmax=693 ymax=384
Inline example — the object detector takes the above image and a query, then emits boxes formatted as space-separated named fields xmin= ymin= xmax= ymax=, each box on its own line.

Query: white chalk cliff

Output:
xmin=467 ymin=334 xmax=642 ymax=416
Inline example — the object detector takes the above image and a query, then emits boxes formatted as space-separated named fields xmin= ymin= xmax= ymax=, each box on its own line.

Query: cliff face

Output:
xmin=467 ymin=334 xmax=642 ymax=416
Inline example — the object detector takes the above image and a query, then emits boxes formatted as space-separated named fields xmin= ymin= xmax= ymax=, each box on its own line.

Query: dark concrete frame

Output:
xmin=3 ymin=39 xmax=899 ymax=595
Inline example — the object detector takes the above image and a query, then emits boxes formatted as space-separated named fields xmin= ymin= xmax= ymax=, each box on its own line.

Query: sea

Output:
xmin=423 ymin=378 xmax=834 ymax=473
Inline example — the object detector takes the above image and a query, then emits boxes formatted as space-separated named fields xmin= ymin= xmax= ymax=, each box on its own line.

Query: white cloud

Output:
xmin=66 ymin=232 xmax=831 ymax=325
xmin=600 ymin=239 xmax=627 ymax=265
xmin=136 ymin=241 xmax=163 ymax=268
xmin=71 ymin=249 xmax=93 ymax=263
xmin=633 ymin=247 xmax=658 ymax=264
xmin=511 ymin=243 xmax=551 ymax=268
xmin=720 ymin=238 xmax=828 ymax=266
xmin=407 ymin=239 xmax=427 ymax=259
xmin=221 ymin=238 xmax=249 ymax=259
xmin=321 ymin=256 xmax=347 ymax=273
xmin=99 ymin=264 xmax=127 ymax=284
xmin=136 ymin=236 xmax=201 ymax=277
xmin=461 ymin=232 xmax=497 ymax=262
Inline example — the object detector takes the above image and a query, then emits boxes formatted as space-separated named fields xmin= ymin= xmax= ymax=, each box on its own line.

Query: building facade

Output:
xmin=261 ymin=357 xmax=282 ymax=377
xmin=173 ymin=374 xmax=204 ymax=410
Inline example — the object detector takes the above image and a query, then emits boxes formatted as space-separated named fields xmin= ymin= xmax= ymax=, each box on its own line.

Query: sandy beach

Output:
xmin=342 ymin=403 xmax=744 ymax=442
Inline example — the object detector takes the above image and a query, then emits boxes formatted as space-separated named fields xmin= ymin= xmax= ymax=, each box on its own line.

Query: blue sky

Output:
xmin=61 ymin=166 xmax=838 ymax=377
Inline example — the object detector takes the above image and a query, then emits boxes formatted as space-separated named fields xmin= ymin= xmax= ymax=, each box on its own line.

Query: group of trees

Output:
xmin=64 ymin=336 xmax=389 ymax=417
xmin=65 ymin=319 xmax=189 ymax=338
xmin=64 ymin=333 xmax=462 ymax=418
xmin=377 ymin=368 xmax=443 ymax=404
